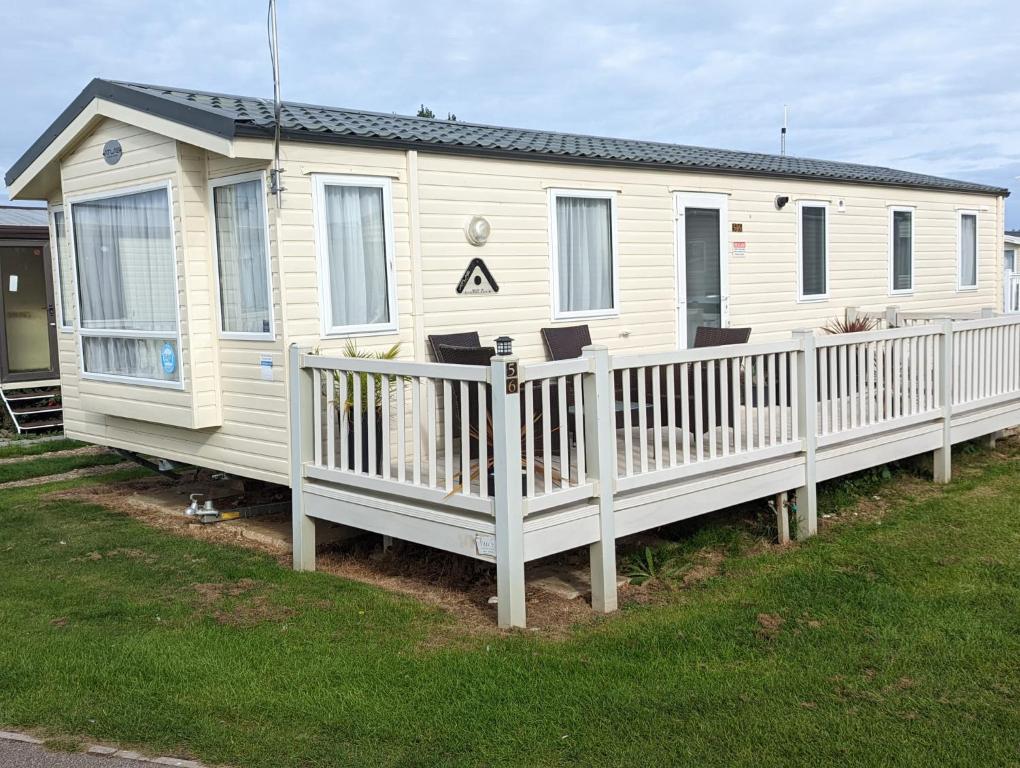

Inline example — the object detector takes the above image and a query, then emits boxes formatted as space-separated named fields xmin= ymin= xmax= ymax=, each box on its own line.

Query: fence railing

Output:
xmin=302 ymin=354 xmax=494 ymax=514
xmin=952 ymin=316 xmax=1020 ymax=410
xmin=815 ymin=325 xmax=942 ymax=445
xmin=610 ymin=341 xmax=804 ymax=490
xmin=519 ymin=358 xmax=596 ymax=512
xmin=296 ymin=316 xmax=1020 ymax=516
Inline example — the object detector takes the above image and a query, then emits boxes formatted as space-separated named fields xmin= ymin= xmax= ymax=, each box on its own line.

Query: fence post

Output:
xmin=288 ymin=344 xmax=316 ymax=571
xmin=792 ymin=329 xmax=818 ymax=538
xmin=491 ymin=355 xmax=526 ymax=628
xmin=845 ymin=306 xmax=859 ymax=325
xmin=582 ymin=345 xmax=618 ymax=614
xmin=885 ymin=305 xmax=900 ymax=328
xmin=934 ymin=318 xmax=954 ymax=484
xmin=980 ymin=307 xmax=996 ymax=319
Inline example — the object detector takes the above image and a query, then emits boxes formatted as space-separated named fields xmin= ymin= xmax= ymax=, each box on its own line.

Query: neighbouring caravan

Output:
xmin=4 ymin=79 xmax=1009 ymax=485
xmin=0 ymin=206 xmax=62 ymax=433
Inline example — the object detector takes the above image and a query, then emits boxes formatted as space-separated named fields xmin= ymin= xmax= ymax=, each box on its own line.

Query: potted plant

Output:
xmin=821 ymin=315 xmax=880 ymax=400
xmin=328 ymin=340 xmax=401 ymax=474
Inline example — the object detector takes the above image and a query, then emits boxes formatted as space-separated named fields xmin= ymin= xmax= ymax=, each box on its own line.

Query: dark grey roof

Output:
xmin=5 ymin=78 xmax=1011 ymax=197
xmin=0 ymin=205 xmax=47 ymax=228
xmin=1007 ymin=230 xmax=1020 ymax=238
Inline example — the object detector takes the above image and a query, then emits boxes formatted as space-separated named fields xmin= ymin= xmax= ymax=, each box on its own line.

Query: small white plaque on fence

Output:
xmin=475 ymin=534 xmax=497 ymax=557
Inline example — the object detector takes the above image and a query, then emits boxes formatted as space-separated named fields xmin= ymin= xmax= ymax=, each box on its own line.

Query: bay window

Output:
xmin=550 ymin=189 xmax=617 ymax=319
xmin=315 ymin=175 xmax=397 ymax=335
xmin=70 ymin=183 xmax=181 ymax=385
xmin=212 ymin=173 xmax=273 ymax=338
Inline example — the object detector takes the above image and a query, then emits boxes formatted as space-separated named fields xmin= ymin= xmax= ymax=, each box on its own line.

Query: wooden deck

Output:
xmin=291 ymin=315 xmax=1020 ymax=627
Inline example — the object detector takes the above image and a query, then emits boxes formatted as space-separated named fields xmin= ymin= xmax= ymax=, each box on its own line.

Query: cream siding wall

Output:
xmin=413 ymin=153 xmax=1003 ymax=357
xmin=44 ymin=125 xmax=1005 ymax=487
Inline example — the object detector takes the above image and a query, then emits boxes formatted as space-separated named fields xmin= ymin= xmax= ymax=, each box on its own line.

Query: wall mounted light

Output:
xmin=775 ymin=195 xmax=790 ymax=210
xmin=494 ymin=336 xmax=514 ymax=356
xmin=465 ymin=215 xmax=491 ymax=246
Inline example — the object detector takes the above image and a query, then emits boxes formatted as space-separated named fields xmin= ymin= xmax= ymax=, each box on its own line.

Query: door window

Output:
xmin=684 ymin=207 xmax=721 ymax=347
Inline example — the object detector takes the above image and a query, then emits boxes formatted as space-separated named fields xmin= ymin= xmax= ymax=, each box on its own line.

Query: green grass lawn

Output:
xmin=0 ymin=450 xmax=122 ymax=484
xmin=0 ymin=445 xmax=1018 ymax=767
xmin=0 ymin=437 xmax=84 ymax=460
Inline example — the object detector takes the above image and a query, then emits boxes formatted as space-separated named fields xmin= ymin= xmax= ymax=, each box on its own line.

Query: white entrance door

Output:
xmin=674 ymin=192 xmax=729 ymax=348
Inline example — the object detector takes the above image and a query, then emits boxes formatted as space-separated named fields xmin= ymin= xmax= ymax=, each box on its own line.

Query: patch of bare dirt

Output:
xmin=317 ymin=541 xmax=603 ymax=641
xmin=45 ymin=474 xmax=291 ymax=557
xmin=756 ymin=612 xmax=784 ymax=641
xmin=191 ymin=578 xmax=295 ymax=627
xmin=681 ymin=550 xmax=725 ymax=587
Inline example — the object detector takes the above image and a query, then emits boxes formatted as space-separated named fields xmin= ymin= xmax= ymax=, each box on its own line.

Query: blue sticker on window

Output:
xmin=160 ymin=342 xmax=176 ymax=375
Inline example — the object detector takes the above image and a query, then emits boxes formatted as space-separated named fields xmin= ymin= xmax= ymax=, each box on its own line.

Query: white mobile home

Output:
xmin=8 ymin=79 xmax=1020 ymax=626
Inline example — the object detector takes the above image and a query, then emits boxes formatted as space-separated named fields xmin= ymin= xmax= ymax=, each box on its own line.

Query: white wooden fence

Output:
xmin=291 ymin=315 xmax=1020 ymax=628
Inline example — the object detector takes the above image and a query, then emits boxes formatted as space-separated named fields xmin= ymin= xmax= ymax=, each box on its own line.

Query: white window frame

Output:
xmin=887 ymin=205 xmax=915 ymax=296
xmin=548 ymin=188 xmax=620 ymax=321
xmin=797 ymin=200 xmax=830 ymax=302
xmin=49 ymin=204 xmax=74 ymax=332
xmin=209 ymin=171 xmax=275 ymax=341
xmin=66 ymin=179 xmax=185 ymax=390
xmin=312 ymin=174 xmax=398 ymax=338
xmin=957 ymin=209 xmax=979 ymax=291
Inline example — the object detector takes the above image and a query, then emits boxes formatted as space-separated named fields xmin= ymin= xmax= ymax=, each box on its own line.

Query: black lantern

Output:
xmin=494 ymin=336 xmax=514 ymax=356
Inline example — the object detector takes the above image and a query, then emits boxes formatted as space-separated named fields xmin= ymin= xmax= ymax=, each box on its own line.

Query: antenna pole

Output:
xmin=268 ymin=0 xmax=285 ymax=202
xmin=780 ymin=104 xmax=788 ymax=156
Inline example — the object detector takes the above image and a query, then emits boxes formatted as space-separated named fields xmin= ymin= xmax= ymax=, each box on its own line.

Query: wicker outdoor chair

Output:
xmin=428 ymin=332 xmax=482 ymax=362
xmin=540 ymin=325 xmax=593 ymax=361
xmin=692 ymin=326 xmax=752 ymax=347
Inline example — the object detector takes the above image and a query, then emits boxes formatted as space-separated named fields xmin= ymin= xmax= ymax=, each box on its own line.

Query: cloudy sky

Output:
xmin=3 ymin=0 xmax=1019 ymax=224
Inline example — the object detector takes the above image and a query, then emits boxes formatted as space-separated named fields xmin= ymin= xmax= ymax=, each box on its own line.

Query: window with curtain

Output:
xmin=890 ymin=209 xmax=913 ymax=292
xmin=318 ymin=178 xmax=395 ymax=333
xmin=800 ymin=204 xmax=827 ymax=298
xmin=213 ymin=177 xmax=272 ymax=336
xmin=71 ymin=186 xmax=180 ymax=383
xmin=959 ymin=213 xmax=977 ymax=289
xmin=52 ymin=209 xmax=75 ymax=330
xmin=553 ymin=193 xmax=615 ymax=317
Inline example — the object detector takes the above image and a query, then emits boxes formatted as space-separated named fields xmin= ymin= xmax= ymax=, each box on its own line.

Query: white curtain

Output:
xmin=214 ymin=180 xmax=271 ymax=334
xmin=960 ymin=214 xmax=977 ymax=287
xmin=323 ymin=184 xmax=389 ymax=328
xmin=82 ymin=337 xmax=178 ymax=381
xmin=53 ymin=210 xmax=75 ymax=327
xmin=556 ymin=196 xmax=613 ymax=313
xmin=72 ymin=188 xmax=178 ymax=381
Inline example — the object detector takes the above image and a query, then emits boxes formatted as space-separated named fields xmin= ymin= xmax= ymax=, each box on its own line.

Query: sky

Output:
xmin=3 ymin=0 xmax=1019 ymax=226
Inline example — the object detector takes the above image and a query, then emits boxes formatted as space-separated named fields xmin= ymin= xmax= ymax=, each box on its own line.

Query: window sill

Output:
xmin=80 ymin=371 xmax=185 ymax=391
xmin=321 ymin=325 xmax=400 ymax=340
xmin=889 ymin=289 xmax=914 ymax=297
xmin=956 ymin=286 xmax=979 ymax=293
xmin=551 ymin=310 xmax=619 ymax=322
xmin=796 ymin=295 xmax=829 ymax=304
xmin=219 ymin=332 xmax=277 ymax=343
